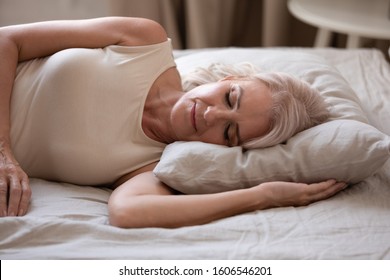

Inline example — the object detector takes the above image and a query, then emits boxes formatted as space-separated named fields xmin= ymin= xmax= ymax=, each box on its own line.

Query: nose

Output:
xmin=204 ymin=106 xmax=231 ymax=126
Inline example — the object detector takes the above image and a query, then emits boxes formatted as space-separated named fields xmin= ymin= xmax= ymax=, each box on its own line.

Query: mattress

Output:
xmin=0 ymin=47 xmax=389 ymax=260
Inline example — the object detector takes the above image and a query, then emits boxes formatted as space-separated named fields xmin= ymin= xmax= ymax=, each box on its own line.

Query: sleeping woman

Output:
xmin=0 ymin=17 xmax=347 ymax=228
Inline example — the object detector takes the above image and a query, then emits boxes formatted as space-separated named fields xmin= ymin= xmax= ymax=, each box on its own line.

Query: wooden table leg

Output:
xmin=314 ymin=28 xmax=332 ymax=47
xmin=346 ymin=34 xmax=362 ymax=48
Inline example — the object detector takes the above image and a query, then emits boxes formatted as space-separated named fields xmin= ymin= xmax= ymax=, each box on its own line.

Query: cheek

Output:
xmin=242 ymin=117 xmax=271 ymax=141
xmin=170 ymin=100 xmax=193 ymax=139
xmin=197 ymin=129 xmax=224 ymax=145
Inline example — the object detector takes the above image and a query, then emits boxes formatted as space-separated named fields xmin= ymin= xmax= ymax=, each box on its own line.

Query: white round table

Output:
xmin=288 ymin=0 xmax=390 ymax=48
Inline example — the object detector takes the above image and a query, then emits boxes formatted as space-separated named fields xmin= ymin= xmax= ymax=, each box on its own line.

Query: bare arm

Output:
xmin=0 ymin=17 xmax=168 ymax=217
xmin=108 ymin=172 xmax=347 ymax=228
xmin=0 ymin=17 xmax=167 ymax=61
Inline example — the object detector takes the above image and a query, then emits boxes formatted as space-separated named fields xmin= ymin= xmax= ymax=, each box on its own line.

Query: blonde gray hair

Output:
xmin=182 ymin=63 xmax=329 ymax=149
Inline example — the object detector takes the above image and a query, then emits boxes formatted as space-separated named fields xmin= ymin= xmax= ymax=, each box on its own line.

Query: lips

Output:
xmin=191 ymin=102 xmax=197 ymax=131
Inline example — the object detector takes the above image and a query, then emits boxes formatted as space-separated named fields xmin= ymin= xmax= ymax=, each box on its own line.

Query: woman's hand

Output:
xmin=255 ymin=179 xmax=347 ymax=209
xmin=0 ymin=142 xmax=30 ymax=217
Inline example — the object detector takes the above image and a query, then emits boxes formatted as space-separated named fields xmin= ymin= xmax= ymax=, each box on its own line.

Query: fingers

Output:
xmin=0 ymin=145 xmax=31 ymax=217
xmin=7 ymin=174 xmax=30 ymax=216
xmin=308 ymin=179 xmax=347 ymax=203
xmin=18 ymin=177 xmax=31 ymax=216
xmin=7 ymin=175 xmax=21 ymax=216
xmin=0 ymin=169 xmax=31 ymax=217
xmin=324 ymin=179 xmax=348 ymax=195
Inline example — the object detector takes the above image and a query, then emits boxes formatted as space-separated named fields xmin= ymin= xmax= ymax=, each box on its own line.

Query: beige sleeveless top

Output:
xmin=10 ymin=39 xmax=176 ymax=185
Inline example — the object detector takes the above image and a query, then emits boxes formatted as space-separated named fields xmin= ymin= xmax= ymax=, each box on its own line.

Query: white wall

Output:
xmin=0 ymin=0 xmax=113 ymax=26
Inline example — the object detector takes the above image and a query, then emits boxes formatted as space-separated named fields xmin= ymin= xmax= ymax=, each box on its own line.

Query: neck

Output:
xmin=142 ymin=85 xmax=183 ymax=144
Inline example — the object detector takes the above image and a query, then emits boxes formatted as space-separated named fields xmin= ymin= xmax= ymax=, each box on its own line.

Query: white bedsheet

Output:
xmin=1 ymin=48 xmax=389 ymax=259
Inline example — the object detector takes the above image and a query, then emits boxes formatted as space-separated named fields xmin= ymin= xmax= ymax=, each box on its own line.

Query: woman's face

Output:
xmin=170 ymin=78 xmax=273 ymax=146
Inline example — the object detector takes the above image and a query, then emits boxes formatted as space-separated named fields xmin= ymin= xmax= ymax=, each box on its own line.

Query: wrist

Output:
xmin=0 ymin=135 xmax=11 ymax=148
xmin=247 ymin=184 xmax=273 ymax=211
xmin=0 ymin=137 xmax=17 ymax=164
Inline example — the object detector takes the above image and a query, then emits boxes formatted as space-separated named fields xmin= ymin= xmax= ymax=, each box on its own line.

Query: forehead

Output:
xmin=236 ymin=78 xmax=272 ymax=143
xmin=238 ymin=78 xmax=269 ymax=93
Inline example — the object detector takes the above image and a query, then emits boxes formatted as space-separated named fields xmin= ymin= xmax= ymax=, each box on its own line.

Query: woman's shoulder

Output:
xmin=119 ymin=18 xmax=168 ymax=47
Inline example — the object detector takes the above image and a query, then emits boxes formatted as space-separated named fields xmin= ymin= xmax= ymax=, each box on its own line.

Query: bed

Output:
xmin=1 ymin=47 xmax=389 ymax=260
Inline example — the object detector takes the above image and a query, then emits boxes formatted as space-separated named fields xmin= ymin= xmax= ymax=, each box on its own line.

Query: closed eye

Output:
xmin=225 ymin=92 xmax=232 ymax=108
xmin=224 ymin=123 xmax=231 ymax=144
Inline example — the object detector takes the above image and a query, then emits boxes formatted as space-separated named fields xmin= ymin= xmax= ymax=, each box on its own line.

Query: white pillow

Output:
xmin=154 ymin=49 xmax=388 ymax=193
xmin=154 ymin=120 xmax=390 ymax=194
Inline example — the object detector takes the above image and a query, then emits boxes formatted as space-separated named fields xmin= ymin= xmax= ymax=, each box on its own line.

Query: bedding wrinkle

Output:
xmin=69 ymin=196 xmax=109 ymax=204
xmin=0 ymin=219 xmax=35 ymax=249
xmin=376 ymin=161 xmax=390 ymax=185
xmin=257 ymin=207 xmax=322 ymax=259
xmin=332 ymin=50 xmax=390 ymax=135
xmin=356 ymin=52 xmax=386 ymax=123
xmin=226 ymin=214 xmax=268 ymax=259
